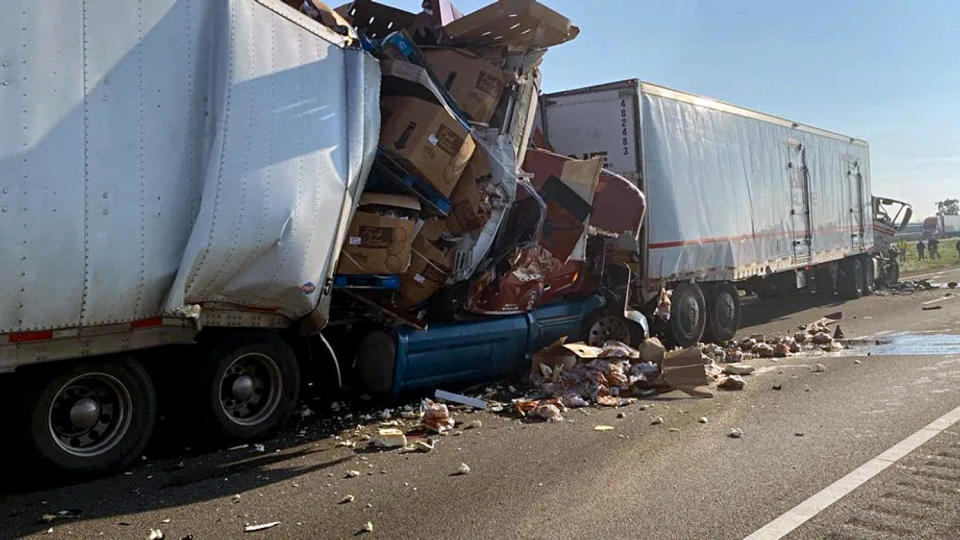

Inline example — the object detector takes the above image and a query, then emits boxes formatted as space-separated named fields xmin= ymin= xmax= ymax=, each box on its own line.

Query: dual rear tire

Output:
xmin=667 ymin=282 xmax=740 ymax=347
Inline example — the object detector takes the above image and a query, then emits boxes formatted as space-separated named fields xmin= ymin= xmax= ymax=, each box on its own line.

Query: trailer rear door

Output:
xmin=788 ymin=142 xmax=812 ymax=262
xmin=845 ymin=158 xmax=866 ymax=250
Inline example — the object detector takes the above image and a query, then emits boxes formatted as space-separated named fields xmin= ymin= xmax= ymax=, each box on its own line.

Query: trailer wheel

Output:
xmin=18 ymin=357 xmax=156 ymax=477
xmin=667 ymin=283 xmax=707 ymax=347
xmin=839 ymin=257 xmax=865 ymax=299
xmin=198 ymin=332 xmax=299 ymax=441
xmin=703 ymin=282 xmax=741 ymax=343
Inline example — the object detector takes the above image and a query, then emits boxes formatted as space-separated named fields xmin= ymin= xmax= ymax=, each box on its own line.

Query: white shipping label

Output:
xmin=414 ymin=273 xmax=426 ymax=284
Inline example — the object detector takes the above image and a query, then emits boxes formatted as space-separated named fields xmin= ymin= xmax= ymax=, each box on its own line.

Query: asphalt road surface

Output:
xmin=3 ymin=268 xmax=960 ymax=539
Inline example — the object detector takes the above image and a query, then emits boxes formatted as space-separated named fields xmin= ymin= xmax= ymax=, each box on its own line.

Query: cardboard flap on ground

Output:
xmin=441 ymin=0 xmax=580 ymax=49
xmin=562 ymin=343 xmax=603 ymax=359
xmin=530 ymin=337 xmax=577 ymax=377
xmin=381 ymin=94 xmax=476 ymax=199
xmin=421 ymin=47 xmax=506 ymax=124
xmin=659 ymin=348 xmax=709 ymax=388
xmin=336 ymin=194 xmax=420 ymax=275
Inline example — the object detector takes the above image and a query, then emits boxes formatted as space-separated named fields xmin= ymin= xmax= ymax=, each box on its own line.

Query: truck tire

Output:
xmin=582 ymin=309 xmax=641 ymax=347
xmin=18 ymin=357 xmax=156 ymax=477
xmin=667 ymin=283 xmax=707 ymax=347
xmin=839 ymin=257 xmax=865 ymax=299
xmin=197 ymin=332 xmax=300 ymax=441
xmin=703 ymin=282 xmax=741 ymax=343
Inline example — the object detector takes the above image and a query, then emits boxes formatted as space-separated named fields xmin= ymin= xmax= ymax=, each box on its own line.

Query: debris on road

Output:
xmin=345 ymin=470 xmax=361 ymax=478
xmin=435 ymin=390 xmax=488 ymax=409
xmin=772 ymin=384 xmax=782 ymax=390
xmin=651 ymin=417 xmax=664 ymax=425
xmin=359 ymin=522 xmax=374 ymax=534
xmin=147 ymin=529 xmax=164 ymax=540
xmin=811 ymin=363 xmax=826 ymax=373
xmin=339 ymin=495 xmax=356 ymax=504
xmin=723 ymin=363 xmax=755 ymax=376
xmin=421 ymin=399 xmax=455 ymax=433
xmin=373 ymin=428 xmax=407 ymax=448
xmin=728 ymin=428 xmax=744 ymax=438
xmin=457 ymin=463 xmax=471 ymax=475
xmin=698 ymin=417 xmax=708 ymax=424
xmin=531 ymin=403 xmax=565 ymax=422
xmin=244 ymin=522 xmax=281 ymax=533
xmin=922 ymin=305 xmax=943 ymax=311
xmin=594 ymin=424 xmax=615 ymax=431
xmin=718 ymin=375 xmax=746 ymax=391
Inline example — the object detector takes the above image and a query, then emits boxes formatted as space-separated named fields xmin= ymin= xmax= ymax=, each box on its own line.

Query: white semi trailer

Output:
xmin=0 ymin=0 xmax=380 ymax=475
xmin=538 ymin=79 xmax=876 ymax=345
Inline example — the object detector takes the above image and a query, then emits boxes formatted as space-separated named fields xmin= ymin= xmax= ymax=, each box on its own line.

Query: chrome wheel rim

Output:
xmin=218 ymin=353 xmax=282 ymax=427
xmin=48 ymin=373 xmax=132 ymax=457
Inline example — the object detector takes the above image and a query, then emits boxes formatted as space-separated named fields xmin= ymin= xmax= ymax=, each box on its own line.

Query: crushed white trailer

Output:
xmin=0 ymin=0 xmax=379 ymax=474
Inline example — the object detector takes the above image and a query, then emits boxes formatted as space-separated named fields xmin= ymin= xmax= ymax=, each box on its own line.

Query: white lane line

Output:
xmin=744 ymin=404 xmax=960 ymax=540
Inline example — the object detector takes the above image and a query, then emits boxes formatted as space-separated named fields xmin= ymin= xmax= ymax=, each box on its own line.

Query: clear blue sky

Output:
xmin=388 ymin=0 xmax=960 ymax=220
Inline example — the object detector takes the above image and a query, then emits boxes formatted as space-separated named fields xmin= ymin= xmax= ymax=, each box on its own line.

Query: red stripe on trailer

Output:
xmin=130 ymin=316 xmax=164 ymax=329
xmin=9 ymin=330 xmax=55 ymax=343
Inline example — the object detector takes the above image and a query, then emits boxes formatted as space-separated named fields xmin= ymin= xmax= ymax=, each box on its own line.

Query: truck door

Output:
xmin=846 ymin=159 xmax=865 ymax=250
xmin=788 ymin=142 xmax=812 ymax=261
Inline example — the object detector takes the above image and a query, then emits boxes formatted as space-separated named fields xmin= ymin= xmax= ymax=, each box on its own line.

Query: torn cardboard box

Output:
xmin=446 ymin=151 xmax=492 ymax=235
xmin=396 ymin=219 xmax=455 ymax=308
xmin=421 ymin=47 xmax=506 ymax=124
xmin=441 ymin=0 xmax=580 ymax=49
xmin=336 ymin=193 xmax=420 ymax=275
xmin=380 ymin=94 xmax=476 ymax=199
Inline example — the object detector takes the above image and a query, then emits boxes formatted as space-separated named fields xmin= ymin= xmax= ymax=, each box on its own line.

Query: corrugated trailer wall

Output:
xmin=639 ymin=85 xmax=872 ymax=284
xmin=0 ymin=0 xmax=379 ymax=334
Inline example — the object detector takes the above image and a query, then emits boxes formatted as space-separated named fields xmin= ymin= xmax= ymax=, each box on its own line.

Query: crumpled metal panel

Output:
xmin=0 ymin=0 xmax=379 ymax=333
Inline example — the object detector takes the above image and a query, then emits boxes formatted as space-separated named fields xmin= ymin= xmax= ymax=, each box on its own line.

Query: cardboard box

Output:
xmin=380 ymin=95 xmax=476 ymax=199
xmin=422 ymin=48 xmax=506 ymax=124
xmin=336 ymin=193 xmax=420 ymax=275
xmin=446 ymin=151 xmax=492 ymax=235
xmin=396 ymin=219 xmax=455 ymax=308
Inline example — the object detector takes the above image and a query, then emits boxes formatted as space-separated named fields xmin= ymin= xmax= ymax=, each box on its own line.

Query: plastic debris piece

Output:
xmin=594 ymin=424 xmax=615 ymax=431
xmin=530 ymin=404 xmax=564 ymax=423
xmin=651 ymin=417 xmax=664 ymax=425
xmin=811 ymin=363 xmax=826 ymax=373
xmin=457 ymin=462 xmax=471 ymax=475
xmin=360 ymin=521 xmax=374 ymax=534
xmin=421 ymin=398 xmax=456 ymax=433
xmin=464 ymin=419 xmax=482 ymax=429
xmin=244 ymin=522 xmax=281 ymax=533
xmin=346 ymin=470 xmax=361 ymax=478
xmin=728 ymin=428 xmax=744 ymax=438
xmin=723 ymin=363 xmax=755 ymax=376
xmin=147 ymin=529 xmax=165 ymax=540
xmin=698 ymin=417 xmax=708 ymax=424
xmin=339 ymin=495 xmax=355 ymax=504
xmin=435 ymin=389 xmax=487 ymax=409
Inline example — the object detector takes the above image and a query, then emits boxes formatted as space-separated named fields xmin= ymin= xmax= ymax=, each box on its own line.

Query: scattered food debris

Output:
xmin=373 ymin=428 xmax=407 ymax=448
xmin=728 ymin=428 xmax=744 ymax=438
xmin=723 ymin=363 xmax=755 ymax=376
xmin=772 ymin=384 xmax=782 ymax=391
xmin=718 ymin=375 xmax=746 ymax=391
xmin=422 ymin=399 xmax=455 ymax=433
xmin=698 ymin=417 xmax=708 ymax=424
xmin=464 ymin=419 xmax=482 ymax=429
xmin=594 ymin=424 xmax=615 ymax=431
xmin=339 ymin=495 xmax=356 ymax=504
xmin=346 ymin=470 xmax=361 ymax=478
xmin=244 ymin=522 xmax=281 ymax=533
xmin=147 ymin=529 xmax=164 ymax=540
xmin=457 ymin=463 xmax=471 ymax=475
xmin=668 ymin=428 xmax=680 ymax=433
xmin=651 ymin=417 xmax=664 ymax=425
xmin=811 ymin=363 xmax=826 ymax=373
xmin=358 ymin=521 xmax=374 ymax=534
